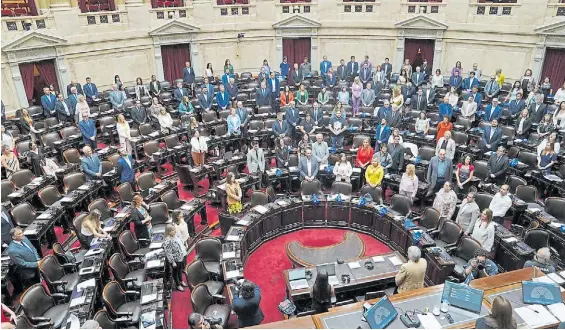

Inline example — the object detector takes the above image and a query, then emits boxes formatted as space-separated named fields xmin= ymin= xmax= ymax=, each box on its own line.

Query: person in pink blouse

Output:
xmin=451 ymin=61 xmax=463 ymax=77
xmin=351 ymin=76 xmax=363 ymax=116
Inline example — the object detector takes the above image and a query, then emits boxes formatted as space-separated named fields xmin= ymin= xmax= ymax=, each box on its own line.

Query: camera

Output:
xmin=204 ymin=317 xmax=222 ymax=326
xmin=477 ymin=261 xmax=485 ymax=270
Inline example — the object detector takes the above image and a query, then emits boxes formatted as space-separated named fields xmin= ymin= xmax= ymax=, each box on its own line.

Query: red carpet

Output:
xmin=170 ymin=228 xmax=390 ymax=328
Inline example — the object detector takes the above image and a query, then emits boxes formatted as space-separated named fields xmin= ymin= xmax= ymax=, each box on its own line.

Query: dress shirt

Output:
xmin=489 ymin=192 xmax=512 ymax=217
xmin=489 ymin=128 xmax=496 ymax=142
xmin=123 ymin=156 xmax=132 ymax=168
xmin=437 ymin=159 xmax=447 ymax=178
xmin=307 ymin=159 xmax=312 ymax=177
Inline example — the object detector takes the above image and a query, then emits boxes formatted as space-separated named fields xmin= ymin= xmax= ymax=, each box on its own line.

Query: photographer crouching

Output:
xmin=188 ymin=313 xmax=223 ymax=329
xmin=463 ymin=248 xmax=499 ymax=281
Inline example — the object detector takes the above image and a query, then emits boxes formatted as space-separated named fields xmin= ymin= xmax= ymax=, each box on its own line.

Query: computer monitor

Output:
xmin=316 ymin=263 xmax=336 ymax=277
xmin=442 ymin=281 xmax=484 ymax=314
xmin=288 ymin=268 xmax=306 ymax=281
xmin=522 ymin=280 xmax=563 ymax=305
xmin=364 ymin=296 xmax=398 ymax=329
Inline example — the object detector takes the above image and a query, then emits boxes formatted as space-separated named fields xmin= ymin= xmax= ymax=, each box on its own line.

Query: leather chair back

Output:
xmin=99 ymin=116 xmax=116 ymax=128
xmin=219 ymin=110 xmax=230 ymax=120
xmin=165 ymin=135 xmax=181 ymax=149
xmin=301 ymin=179 xmax=322 ymax=196
xmin=72 ymin=213 xmax=88 ymax=247
xmin=352 ymin=135 xmax=369 ymax=149
xmin=437 ymin=221 xmax=463 ymax=245
xmin=419 ymin=207 xmax=441 ymax=230
xmin=11 ymin=202 xmax=36 ymax=226
xmin=515 ymin=185 xmax=537 ymax=203
xmin=195 ymin=237 xmax=222 ymax=263
xmin=26 ymin=106 xmax=43 ymax=117
xmin=102 ymin=281 xmax=126 ymax=316
xmin=139 ymin=123 xmax=152 ymax=136
xmin=1 ymin=180 xmax=13 ymax=202
xmin=191 ymin=283 xmax=213 ymax=315
xmin=101 ymin=160 xmax=114 ymax=174
xmin=202 ymin=111 xmax=218 ymax=123
xmin=160 ymin=81 xmax=171 ymax=90
xmin=454 ymin=236 xmax=482 ymax=262
xmin=391 ymin=194 xmax=413 ymax=216
xmin=161 ymin=190 xmax=182 ymax=210
xmin=544 ymin=197 xmax=565 ymax=222
xmin=117 ymin=182 xmax=135 ymax=203
xmin=507 ymin=146 xmax=519 ymax=159
xmin=518 ymin=151 xmax=537 ymax=168
xmin=472 ymin=160 xmax=488 ymax=181
xmin=10 ymin=169 xmax=33 ymax=188
xmin=20 ymin=284 xmax=55 ymax=320
xmin=118 ymin=231 xmax=141 ymax=257
xmin=249 ymin=120 xmax=264 ymax=130
xmin=478 ymin=121 xmax=491 ymax=130
xmin=250 ymin=191 xmax=268 ymax=207
xmin=178 ymin=165 xmax=193 ymax=188
xmin=143 ymin=140 xmax=160 ymax=158
xmin=38 ymin=255 xmax=65 ymax=286
xmin=418 ymin=146 xmax=435 ymax=161
xmin=38 ymin=185 xmax=62 ymax=208
xmin=140 ymin=96 xmax=152 ymax=107
xmin=506 ymin=175 xmax=526 ymax=194
xmin=62 ymin=148 xmax=81 ymax=165
xmin=149 ymin=202 xmax=169 ymax=226
xmin=214 ymin=125 xmax=227 ymax=136
xmin=559 ymin=164 xmax=565 ymax=179
xmin=108 ymin=253 xmax=129 ymax=284
xmin=88 ymin=198 xmax=112 ymax=220
xmin=41 ymin=132 xmax=61 ymax=147
xmin=328 ymin=154 xmax=340 ymax=166
xmin=137 ymin=172 xmax=156 ymax=191
xmin=61 ymin=126 xmax=80 ymax=138
xmin=347 ymin=118 xmax=362 ymax=128
xmin=108 ymin=153 xmax=121 ymax=166
xmin=455 ymin=117 xmax=472 ymax=130
xmin=258 ymin=106 xmax=272 ymax=115
xmin=93 ymin=310 xmax=116 ymax=329
xmin=523 ymin=229 xmax=549 ymax=251
xmin=475 ymin=193 xmax=493 ymax=212
xmin=63 ymin=172 xmax=86 ymax=193
xmin=331 ymin=182 xmax=353 ymax=196
xmin=185 ymin=259 xmax=211 ymax=289
xmin=16 ymin=140 xmax=30 ymax=155
xmin=288 ymin=154 xmax=299 ymax=167
xmin=264 ymin=118 xmax=276 ymax=129
xmin=159 ymin=92 xmax=173 ymax=104
xmin=359 ymin=185 xmax=383 ymax=204
xmin=452 ymin=131 xmax=468 ymax=145
xmin=98 ymin=103 xmax=111 ymax=112
xmin=52 ymin=242 xmax=72 ymax=265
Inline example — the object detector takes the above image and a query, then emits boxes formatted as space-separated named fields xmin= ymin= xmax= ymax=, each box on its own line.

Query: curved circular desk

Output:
xmin=286 ymin=232 xmax=365 ymax=267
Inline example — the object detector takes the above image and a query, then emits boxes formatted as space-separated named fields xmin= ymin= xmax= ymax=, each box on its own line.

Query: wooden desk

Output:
xmin=247 ymin=316 xmax=316 ymax=329
xmin=470 ymin=267 xmax=540 ymax=291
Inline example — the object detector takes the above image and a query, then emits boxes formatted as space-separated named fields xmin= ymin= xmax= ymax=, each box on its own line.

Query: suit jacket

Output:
xmin=55 ymin=99 xmax=75 ymax=119
xmin=484 ymin=81 xmax=500 ymax=96
xmin=129 ymin=204 xmax=150 ymax=241
xmin=471 ymin=93 xmax=483 ymax=109
xmin=67 ymin=93 xmax=80 ymax=110
xmin=423 ymin=88 xmax=436 ymax=105
xmin=285 ymin=107 xmax=300 ymax=127
xmin=258 ymin=72 xmax=268 ymax=83
xmin=81 ymin=154 xmax=102 ymax=180
xmin=299 ymin=156 xmax=319 ymax=181
xmin=83 ymin=83 xmax=98 ymax=101
xmin=529 ymin=103 xmax=547 ymax=124
xmin=272 ymin=120 xmax=289 ymax=137
xmin=149 ymin=81 xmax=161 ymax=95
xmin=387 ymin=142 xmax=404 ymax=171
xmin=347 ymin=61 xmax=359 ymax=78
xmin=487 ymin=154 xmax=509 ymax=178
xmin=401 ymin=85 xmax=415 ymax=101
xmin=439 ymin=103 xmax=453 ymax=119
xmin=361 ymin=89 xmax=375 ymax=106
xmin=449 ymin=76 xmax=462 ymax=89
xmin=395 ymin=259 xmax=427 ymax=293
xmin=515 ymin=116 xmax=532 ymax=136
xmin=116 ymin=155 xmax=135 ymax=183
xmin=28 ymin=150 xmax=44 ymax=177
xmin=7 ymin=237 xmax=40 ymax=279
xmin=237 ymin=107 xmax=250 ymax=126
xmin=1 ymin=208 xmax=14 ymax=246
xmin=320 ymin=61 xmax=332 ymax=76
xmin=109 ymin=91 xmax=125 ymax=109
xmin=375 ymin=124 xmax=391 ymax=143
xmin=508 ymin=99 xmax=526 ymax=116
xmin=232 ymin=286 xmax=264 ymax=328
xmin=130 ymin=106 xmax=147 ymax=125
xmin=226 ymin=83 xmax=239 ymax=99
xmin=79 ymin=119 xmax=97 ymax=144
xmin=67 ymin=83 xmax=83 ymax=96
xmin=411 ymin=72 xmax=425 ymax=87
xmin=325 ymin=74 xmax=336 ymax=87
xmin=456 ymin=200 xmax=481 ymax=235
xmin=420 ymin=64 xmax=431 ymax=78
xmin=290 ymin=70 xmax=302 ymax=85
xmin=336 ymin=65 xmax=348 ymax=81
xmin=174 ymin=88 xmax=189 ymax=103
xmin=255 ymin=88 xmax=271 ymax=106
xmin=41 ymin=94 xmax=57 ymax=116
xmin=462 ymin=77 xmax=479 ymax=90
xmin=381 ymin=63 xmax=393 ymax=79
xmin=427 ymin=156 xmax=453 ymax=188
xmin=198 ymin=94 xmax=213 ymax=110
xmin=246 ymin=148 xmax=265 ymax=173
xmin=359 ymin=67 xmax=372 ymax=82
xmin=386 ymin=110 xmax=402 ymax=128
xmin=436 ymin=137 xmax=456 ymax=160
xmin=267 ymin=78 xmax=280 ymax=96
xmin=376 ymin=106 xmax=391 ymax=121
xmin=216 ymin=91 xmax=230 ymax=109
xmin=411 ymin=94 xmax=427 ymax=111
xmin=482 ymin=126 xmax=503 ymax=152
xmin=183 ymin=67 xmax=195 ymax=84
xmin=309 ymin=108 xmax=324 ymax=126
xmin=483 ymin=105 xmax=502 ymax=121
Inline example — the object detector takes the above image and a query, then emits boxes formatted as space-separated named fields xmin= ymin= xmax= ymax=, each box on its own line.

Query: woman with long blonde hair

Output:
xmin=391 ymin=86 xmax=404 ymax=108
xmin=351 ymin=76 xmax=363 ymax=116
xmin=116 ymin=114 xmax=132 ymax=154
xmin=399 ymin=164 xmax=419 ymax=200
xmin=76 ymin=94 xmax=90 ymax=122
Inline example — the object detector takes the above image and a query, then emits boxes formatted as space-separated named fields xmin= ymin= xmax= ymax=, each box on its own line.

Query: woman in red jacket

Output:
xmin=356 ymin=137 xmax=374 ymax=184
xmin=280 ymin=85 xmax=294 ymax=107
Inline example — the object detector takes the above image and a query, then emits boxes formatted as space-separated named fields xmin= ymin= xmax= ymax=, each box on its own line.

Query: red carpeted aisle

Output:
xmin=170 ymin=227 xmax=390 ymax=328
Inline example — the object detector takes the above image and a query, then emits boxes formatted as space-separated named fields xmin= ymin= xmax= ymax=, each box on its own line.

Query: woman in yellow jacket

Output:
xmin=365 ymin=157 xmax=384 ymax=188
xmin=495 ymin=68 xmax=505 ymax=87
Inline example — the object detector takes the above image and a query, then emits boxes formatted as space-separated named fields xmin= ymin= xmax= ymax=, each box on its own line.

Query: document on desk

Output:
xmin=77 ymin=184 xmax=90 ymax=191
xmin=548 ymin=222 xmax=565 ymax=228
xmin=61 ymin=197 xmax=73 ymax=202
xmin=70 ymin=295 xmax=86 ymax=307
xmin=149 ymin=242 xmax=163 ymax=249
xmin=146 ymin=259 xmax=161 ymax=269
xmin=548 ymin=303 xmax=565 ymax=322
xmin=348 ymin=261 xmax=361 ymax=269
xmin=77 ymin=278 xmax=96 ymax=291
xmin=141 ymin=293 xmax=158 ymax=305
xmin=417 ymin=313 xmax=442 ymax=329
xmin=372 ymin=256 xmax=385 ymax=262
xmin=115 ymin=212 xmax=128 ymax=218
xmin=515 ymin=305 xmax=558 ymax=328
xmin=503 ymin=237 xmax=518 ymax=243
xmin=253 ymin=205 xmax=269 ymax=214
xmin=223 ymin=251 xmax=236 ymax=259
xmin=547 ymin=273 xmax=565 ymax=284
xmin=388 ymin=256 xmax=403 ymax=266
xmin=141 ymin=311 xmax=156 ymax=329
xmin=236 ymin=219 xmax=250 ymax=226
xmin=534 ymin=276 xmax=565 ymax=291
xmin=276 ymin=200 xmax=288 ymax=206
xmin=23 ymin=228 xmax=37 ymax=235
xmin=37 ymin=212 xmax=52 ymax=220
xmin=181 ymin=204 xmax=194 ymax=211
xmin=85 ymin=249 xmax=103 ymax=257
xmin=225 ymin=270 xmax=240 ymax=279
xmin=225 ymin=235 xmax=240 ymax=242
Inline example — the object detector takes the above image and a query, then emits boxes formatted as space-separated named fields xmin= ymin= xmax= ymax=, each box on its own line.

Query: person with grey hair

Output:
xmin=81 ymin=320 xmax=101 ymax=329
xmin=523 ymin=248 xmax=556 ymax=274
xmin=395 ymin=246 xmax=427 ymax=293
xmin=109 ymin=83 xmax=125 ymax=110
xmin=456 ymin=192 xmax=480 ymax=235
xmin=163 ymin=224 xmax=188 ymax=291
xmin=81 ymin=145 xmax=102 ymax=181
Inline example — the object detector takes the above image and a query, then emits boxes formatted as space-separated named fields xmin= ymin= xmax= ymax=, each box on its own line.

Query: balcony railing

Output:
xmin=213 ymin=0 xmax=253 ymax=16
xmin=2 ymin=13 xmax=51 ymax=32
xmin=471 ymin=0 xmax=520 ymax=16
xmin=149 ymin=5 xmax=191 ymax=19
xmin=79 ymin=10 xmax=126 ymax=25
xmin=278 ymin=0 xmax=313 ymax=14
xmin=402 ymin=1 xmax=445 ymax=14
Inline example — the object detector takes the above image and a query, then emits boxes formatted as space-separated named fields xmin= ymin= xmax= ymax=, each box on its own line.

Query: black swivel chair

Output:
xmin=474 ymin=193 xmax=493 ymax=213
xmin=190 ymin=284 xmax=231 ymax=328
xmin=472 ymin=160 xmax=489 ymax=182
xmin=148 ymin=202 xmax=169 ymax=233
xmin=523 ymin=229 xmax=550 ymax=252
xmin=63 ymin=172 xmax=86 ymax=194
xmin=544 ymin=197 xmax=565 ymax=222
xmin=14 ymin=315 xmax=52 ymax=329
xmin=118 ymin=231 xmax=151 ymax=260
xmin=93 ymin=309 xmax=136 ymax=329
xmin=108 ymin=253 xmax=146 ymax=290
xmin=19 ymin=284 xmax=70 ymax=329
xmin=9 ymin=169 xmax=33 ymax=188
xmin=88 ymin=198 xmax=117 ymax=221
xmin=515 ymin=185 xmax=539 ymax=204
xmin=38 ymin=255 xmax=80 ymax=295
xmin=102 ymin=281 xmax=142 ymax=326
xmin=390 ymin=194 xmax=413 ymax=217
xmin=195 ymin=237 xmax=222 ymax=276
xmin=11 ymin=202 xmax=36 ymax=227
xmin=450 ymin=236 xmax=483 ymax=280
xmin=62 ymin=148 xmax=81 ymax=165
xmin=38 ymin=185 xmax=62 ymax=208
xmin=331 ymin=182 xmax=353 ymax=196
xmin=359 ymin=185 xmax=383 ymax=205
xmin=1 ymin=180 xmax=14 ymax=203
xmin=413 ymin=207 xmax=441 ymax=233
xmin=51 ymin=242 xmax=86 ymax=266
xmin=431 ymin=220 xmax=463 ymax=249
xmin=160 ymin=190 xmax=186 ymax=211
xmin=136 ymin=172 xmax=157 ymax=193
xmin=185 ymin=259 xmax=225 ymax=294
xmin=249 ymin=191 xmax=269 ymax=207
xmin=177 ymin=165 xmax=194 ymax=189
xmin=300 ymin=179 xmax=322 ymax=196
xmin=506 ymin=175 xmax=527 ymax=194
xmin=72 ymin=213 xmax=89 ymax=249
xmin=117 ymin=182 xmax=135 ymax=206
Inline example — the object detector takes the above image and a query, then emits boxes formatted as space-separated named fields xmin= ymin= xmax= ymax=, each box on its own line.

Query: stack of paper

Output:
xmin=515 ymin=305 xmax=558 ymax=328
xmin=372 ymin=256 xmax=385 ymax=262
xmin=253 ymin=205 xmax=269 ymax=214
xmin=388 ymin=256 xmax=403 ymax=266
xmin=222 ymin=251 xmax=236 ymax=259
xmin=417 ymin=313 xmax=442 ymax=329
xmin=348 ymin=261 xmax=361 ymax=269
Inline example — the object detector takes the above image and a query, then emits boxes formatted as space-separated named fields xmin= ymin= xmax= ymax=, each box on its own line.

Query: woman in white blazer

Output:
xmin=116 ymin=114 xmax=132 ymax=154
xmin=435 ymin=130 xmax=456 ymax=160
xmin=333 ymin=153 xmax=353 ymax=183
xmin=190 ymin=130 xmax=208 ymax=166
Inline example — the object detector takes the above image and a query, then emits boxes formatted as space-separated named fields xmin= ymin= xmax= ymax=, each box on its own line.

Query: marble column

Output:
xmin=55 ymin=55 xmax=70 ymax=97
xmin=310 ymin=34 xmax=318 ymax=68
xmin=10 ymin=63 xmax=29 ymax=109
xmin=191 ymin=42 xmax=200 ymax=76
xmin=154 ymin=43 xmax=164 ymax=81
xmin=532 ymin=43 xmax=546 ymax=82
xmin=275 ymin=36 xmax=283 ymax=66
xmin=432 ymin=38 xmax=443 ymax=73
xmin=395 ymin=36 xmax=405 ymax=72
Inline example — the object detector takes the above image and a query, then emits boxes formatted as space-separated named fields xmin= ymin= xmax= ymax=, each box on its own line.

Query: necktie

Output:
xmin=418 ymin=96 xmax=422 ymax=109
xmin=2 ymin=212 xmax=11 ymax=227
xmin=255 ymin=150 xmax=259 ymax=161
xmin=497 ymin=156 xmax=501 ymax=163
xmin=262 ymin=89 xmax=265 ymax=95
xmin=417 ymin=73 xmax=420 ymax=82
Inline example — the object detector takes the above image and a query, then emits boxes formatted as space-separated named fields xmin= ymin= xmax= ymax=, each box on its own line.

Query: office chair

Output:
xmin=359 ymin=185 xmax=383 ymax=205
xmin=9 ymin=169 xmax=33 ymax=188
xmin=108 ymin=253 xmax=146 ymax=290
xmin=138 ymin=123 xmax=153 ymax=136
xmin=88 ymin=198 xmax=117 ymax=221
xmin=148 ymin=202 xmax=169 ymax=233
xmin=101 ymin=160 xmax=114 ymax=175
xmin=136 ymin=172 xmax=156 ymax=192
xmin=331 ymin=181 xmax=353 ymax=196
xmin=177 ymin=165 xmax=194 ymax=190
xmin=472 ymin=160 xmax=489 ymax=182
xmin=249 ymin=191 xmax=269 ymax=207
xmin=544 ymin=197 xmax=565 ymax=222
xmin=195 ymin=237 xmax=222 ymax=276
xmin=160 ymin=190 xmax=186 ymax=210
xmin=431 ymin=220 xmax=463 ymax=249
xmin=93 ymin=309 xmax=135 ymax=329
xmin=523 ymin=229 xmax=550 ymax=252
xmin=450 ymin=236 xmax=482 ymax=280
xmin=1 ymin=180 xmax=13 ymax=202
xmin=102 ymin=281 xmax=141 ymax=325
xmin=118 ymin=231 xmax=151 ymax=259
xmin=38 ymin=255 xmax=79 ymax=295
xmin=390 ymin=194 xmax=413 ymax=217
xmin=515 ymin=185 xmax=539 ymax=204
xmin=185 ymin=259 xmax=225 ymax=294
xmin=413 ymin=207 xmax=441 ymax=233
xmin=518 ymin=151 xmax=537 ymax=168
xmin=51 ymin=242 xmax=86 ymax=266
xmin=60 ymin=126 xmax=80 ymax=139
xmin=11 ymin=202 xmax=36 ymax=227
xmin=14 ymin=315 xmax=52 ymax=329
xmin=72 ymin=213 xmax=89 ymax=249
xmin=474 ymin=193 xmax=494 ymax=213
xmin=19 ymin=284 xmax=70 ymax=329
xmin=506 ymin=175 xmax=526 ymax=194
xmin=62 ymin=148 xmax=81 ymax=165
xmin=63 ymin=172 xmax=86 ymax=194
xmin=117 ymin=182 xmax=135 ymax=205
xmin=190 ymin=284 xmax=231 ymax=328
xmin=418 ymin=146 xmax=435 ymax=162
xmin=38 ymin=185 xmax=62 ymax=208
xmin=41 ymin=132 xmax=62 ymax=148
xmin=300 ymin=179 xmax=322 ymax=196
xmin=108 ymin=153 xmax=121 ymax=166
xmin=164 ymin=134 xmax=182 ymax=149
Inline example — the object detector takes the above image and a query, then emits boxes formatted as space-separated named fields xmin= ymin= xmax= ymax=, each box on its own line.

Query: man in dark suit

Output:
xmin=7 ymin=227 xmax=40 ymax=287
xmin=1 ymin=206 xmax=14 ymax=247
xmin=359 ymin=62 xmax=371 ymax=85
xmin=381 ymin=58 xmax=393 ymax=81
xmin=515 ymin=109 xmax=532 ymax=139
xmin=325 ymin=68 xmax=337 ymax=89
xmin=411 ymin=66 xmax=425 ymax=87
xmin=81 ymin=145 xmax=102 ymax=181
xmin=116 ymin=149 xmax=135 ymax=187
xmin=508 ymin=92 xmax=526 ymax=117
xmin=411 ymin=88 xmax=427 ymax=111
xmin=529 ymin=94 xmax=547 ymax=123
xmin=310 ymin=102 xmax=323 ymax=127
xmin=232 ymin=281 xmax=264 ymax=327
xmin=272 ymin=112 xmax=289 ymax=138
xmin=482 ymin=119 xmax=502 ymax=152
xmin=375 ymin=100 xmax=392 ymax=121
xmin=483 ymin=76 xmax=500 ymax=101
xmin=449 ymin=71 xmax=463 ymax=90
xmin=258 ymin=67 xmax=268 ymax=83
xmin=426 ymin=149 xmax=453 ymax=196
xmin=198 ymin=87 xmax=213 ymax=112
xmin=183 ymin=61 xmax=195 ymax=89
xmin=420 ymin=59 xmax=431 ymax=78
xmin=236 ymin=101 xmax=249 ymax=133
xmin=55 ymin=93 xmax=74 ymax=123
xmin=267 ymin=72 xmax=280 ymax=110
xmin=336 ymin=59 xmax=348 ymax=82
xmin=67 ymin=86 xmax=80 ymax=110
xmin=83 ymin=77 xmax=98 ymax=105
xmin=173 ymin=81 xmax=189 ymax=105
xmin=320 ymin=55 xmax=332 ymax=78
xmin=66 ymin=80 xmax=83 ymax=96
xmin=299 ymin=148 xmax=319 ymax=182
xmin=290 ymin=63 xmax=302 ymax=88
xmin=462 ymin=72 xmax=479 ymax=91
xmin=487 ymin=146 xmax=509 ymax=185
xmin=226 ymin=77 xmax=239 ymax=103
xmin=401 ymin=81 xmax=415 ymax=103
xmin=387 ymin=135 xmax=404 ymax=175
xmin=79 ymin=113 xmax=97 ymax=149
xmin=255 ymin=81 xmax=271 ymax=107
xmin=470 ymin=85 xmax=483 ymax=109
xmin=40 ymin=87 xmax=57 ymax=117
xmin=386 ymin=104 xmax=402 ymax=128
xmin=130 ymin=100 xmax=147 ymax=129
xmin=285 ymin=100 xmax=300 ymax=140
xmin=347 ymin=56 xmax=359 ymax=81
xmin=484 ymin=98 xmax=502 ymax=122
xmin=423 ymin=82 xmax=436 ymax=106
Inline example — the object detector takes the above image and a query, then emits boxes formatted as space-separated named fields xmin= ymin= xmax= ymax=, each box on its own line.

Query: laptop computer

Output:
xmin=289 ymin=268 xmax=309 ymax=290
xmin=522 ymin=280 xmax=563 ymax=305
xmin=364 ymin=296 xmax=398 ymax=329
xmin=317 ymin=263 xmax=340 ymax=286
